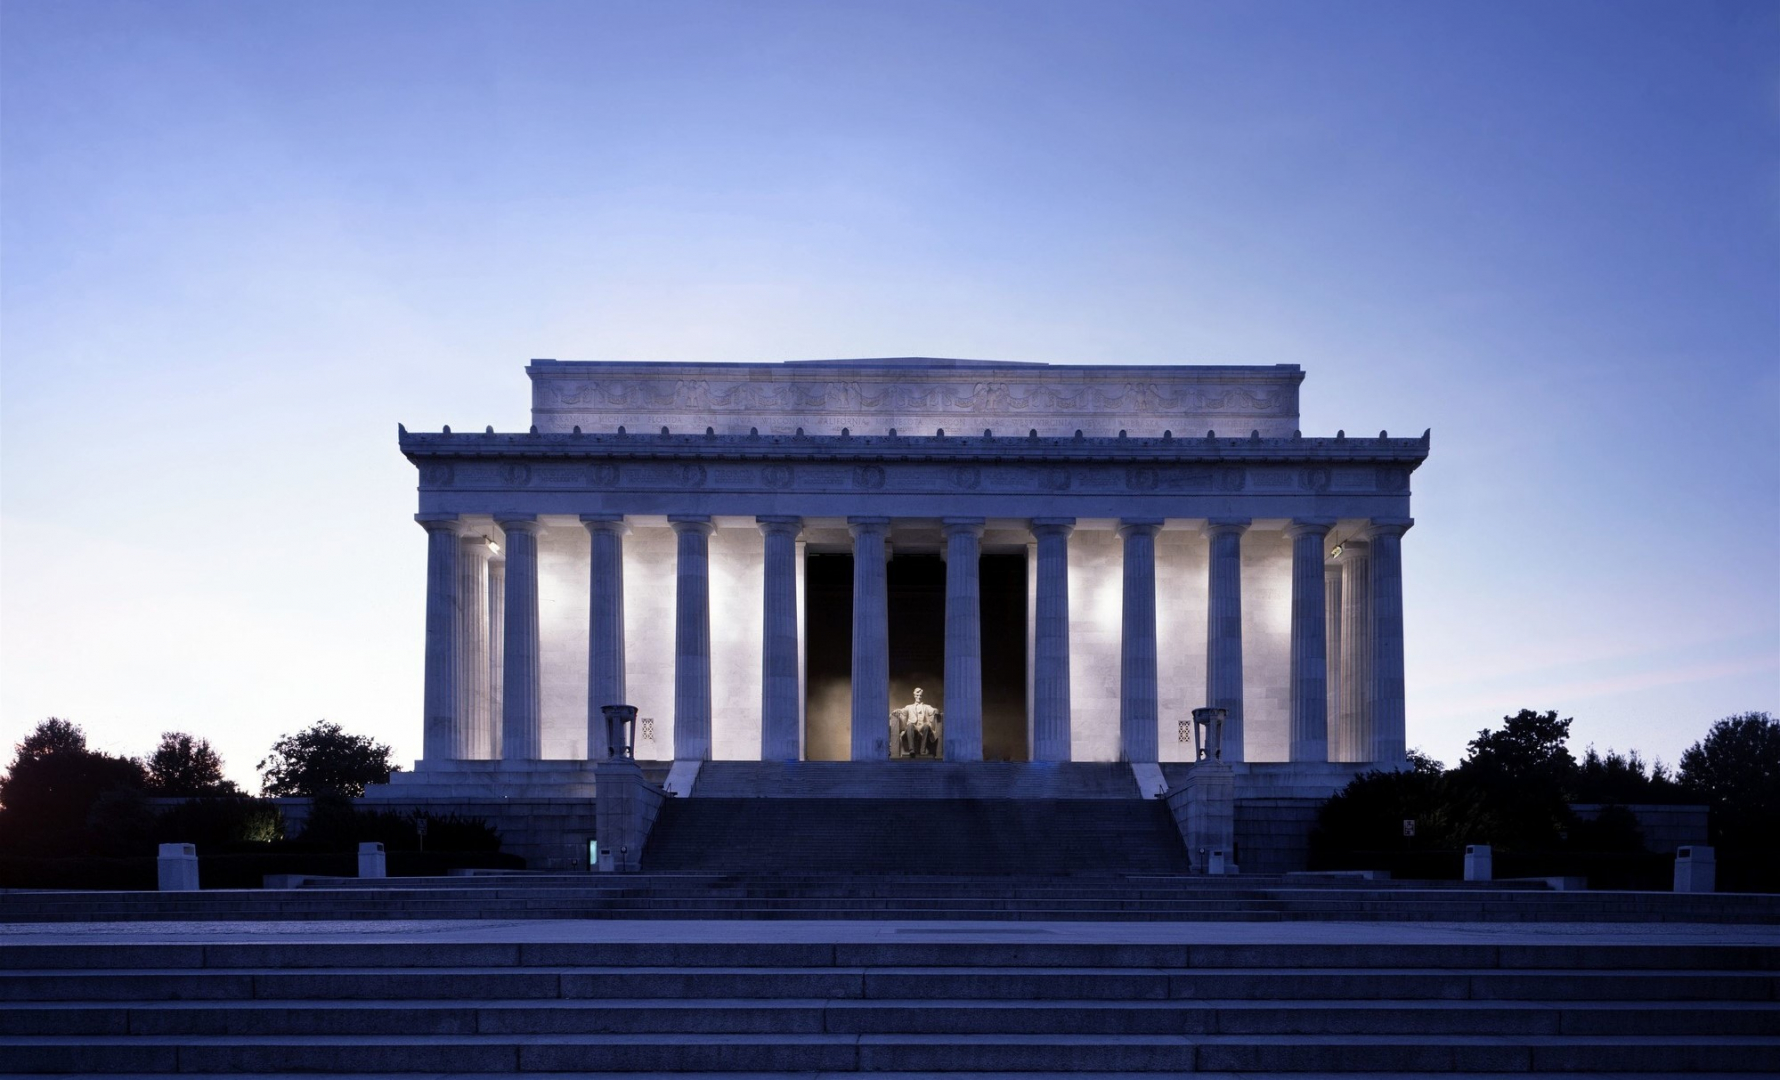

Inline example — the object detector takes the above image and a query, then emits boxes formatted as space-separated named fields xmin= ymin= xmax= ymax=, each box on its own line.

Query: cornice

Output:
xmin=397 ymin=426 xmax=1431 ymax=468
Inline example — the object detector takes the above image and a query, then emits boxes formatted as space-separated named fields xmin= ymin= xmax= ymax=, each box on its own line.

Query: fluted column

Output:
xmin=942 ymin=518 xmax=985 ymax=762
xmin=486 ymin=551 xmax=506 ymax=759
xmin=1286 ymin=519 xmax=1335 ymax=762
xmin=495 ymin=515 xmax=542 ymax=761
xmin=758 ymin=516 xmax=803 ymax=761
xmin=1118 ymin=519 xmax=1162 ymax=763
xmin=670 ymin=516 xmax=714 ymax=762
xmin=417 ymin=514 xmax=461 ymax=762
xmin=1338 ymin=540 xmax=1373 ymax=764
xmin=848 ymin=517 xmax=891 ymax=760
xmin=1030 ymin=518 xmax=1074 ymax=761
xmin=581 ymin=514 xmax=628 ymax=760
xmin=1367 ymin=519 xmax=1412 ymax=764
xmin=456 ymin=534 xmax=493 ymax=759
xmin=1324 ymin=561 xmax=1344 ymax=760
xmin=1202 ymin=518 xmax=1250 ymax=762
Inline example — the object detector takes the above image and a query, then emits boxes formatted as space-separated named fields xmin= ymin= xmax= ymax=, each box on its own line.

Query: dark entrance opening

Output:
xmin=802 ymin=550 xmax=1027 ymax=761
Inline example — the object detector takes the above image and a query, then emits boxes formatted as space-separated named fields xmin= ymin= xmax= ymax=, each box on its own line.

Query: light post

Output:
xmin=1191 ymin=706 xmax=1227 ymax=762
xmin=600 ymin=704 xmax=637 ymax=760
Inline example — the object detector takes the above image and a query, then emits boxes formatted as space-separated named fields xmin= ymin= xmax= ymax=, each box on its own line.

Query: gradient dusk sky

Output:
xmin=3 ymin=0 xmax=1775 ymax=787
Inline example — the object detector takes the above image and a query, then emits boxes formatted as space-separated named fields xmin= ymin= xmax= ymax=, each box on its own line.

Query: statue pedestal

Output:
xmin=1167 ymin=762 xmax=1236 ymax=874
xmin=593 ymin=758 xmax=665 ymax=872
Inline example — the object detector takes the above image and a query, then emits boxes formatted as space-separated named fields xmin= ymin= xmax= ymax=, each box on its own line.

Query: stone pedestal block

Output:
xmin=1464 ymin=844 xmax=1493 ymax=881
xmin=594 ymin=758 xmax=666 ymax=872
xmin=357 ymin=842 xmax=387 ymax=879
xmin=157 ymin=843 xmax=199 ymax=891
xmin=1674 ymin=845 xmax=1716 ymax=893
xmin=1169 ymin=763 xmax=1235 ymax=874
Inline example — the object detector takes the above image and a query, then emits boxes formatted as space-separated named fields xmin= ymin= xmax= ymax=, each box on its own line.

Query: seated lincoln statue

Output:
xmin=890 ymin=687 xmax=942 ymax=759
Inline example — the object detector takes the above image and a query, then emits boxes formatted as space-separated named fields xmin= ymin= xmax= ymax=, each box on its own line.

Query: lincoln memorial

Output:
xmin=367 ymin=357 xmax=1428 ymax=868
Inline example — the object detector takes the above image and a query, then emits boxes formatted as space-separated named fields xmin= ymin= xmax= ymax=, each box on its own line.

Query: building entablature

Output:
xmin=400 ymin=427 xmax=1427 ymax=521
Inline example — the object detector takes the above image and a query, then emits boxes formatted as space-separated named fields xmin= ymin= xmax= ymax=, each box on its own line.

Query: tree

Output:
xmin=1571 ymin=745 xmax=1684 ymax=805
xmin=1447 ymin=709 xmax=1578 ymax=849
xmin=258 ymin=722 xmax=399 ymax=797
xmin=144 ymin=733 xmax=239 ymax=796
xmin=1679 ymin=711 xmax=1779 ymax=850
xmin=0 ymin=718 xmax=146 ymax=854
xmin=1461 ymin=709 xmax=1576 ymax=786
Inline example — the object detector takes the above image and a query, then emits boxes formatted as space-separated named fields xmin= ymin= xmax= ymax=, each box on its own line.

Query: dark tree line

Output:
xmin=0 ymin=718 xmax=400 ymax=858
xmin=1311 ymin=709 xmax=1779 ymax=888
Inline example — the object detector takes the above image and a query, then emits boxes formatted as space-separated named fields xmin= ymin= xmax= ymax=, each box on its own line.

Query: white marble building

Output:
xmin=387 ymin=357 xmax=1426 ymax=789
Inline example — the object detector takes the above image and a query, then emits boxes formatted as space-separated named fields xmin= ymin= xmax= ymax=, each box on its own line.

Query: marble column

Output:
xmin=848 ymin=517 xmax=891 ymax=760
xmin=1118 ymin=519 xmax=1163 ymax=763
xmin=1324 ymin=561 xmax=1344 ymax=761
xmin=1286 ymin=519 xmax=1335 ymax=763
xmin=1030 ymin=518 xmax=1074 ymax=762
xmin=416 ymin=514 xmax=461 ymax=763
xmin=670 ymin=516 xmax=714 ymax=762
xmin=1338 ymin=539 xmax=1373 ymax=764
xmin=495 ymin=515 xmax=542 ymax=761
xmin=1367 ymin=519 xmax=1412 ymax=764
xmin=942 ymin=518 xmax=985 ymax=762
xmin=758 ymin=516 xmax=803 ymax=761
xmin=486 ymin=551 xmax=506 ymax=760
xmin=580 ymin=514 xmax=628 ymax=760
xmin=456 ymin=534 xmax=492 ymax=760
xmin=1202 ymin=518 xmax=1250 ymax=762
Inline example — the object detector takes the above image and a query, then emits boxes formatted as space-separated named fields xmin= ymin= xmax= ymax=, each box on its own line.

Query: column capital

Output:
xmin=941 ymin=517 xmax=986 ymax=539
xmin=493 ymin=513 xmax=540 ymax=535
xmin=1201 ymin=517 xmax=1251 ymax=540
xmin=1283 ymin=518 xmax=1337 ymax=541
xmin=1029 ymin=517 xmax=1076 ymax=539
xmin=756 ymin=515 xmax=803 ymax=539
xmin=580 ymin=513 xmax=630 ymax=537
xmin=415 ymin=512 xmax=462 ymax=535
xmin=1361 ymin=517 xmax=1414 ymax=541
xmin=458 ymin=533 xmax=496 ymax=561
xmin=668 ymin=515 xmax=715 ymax=537
xmin=1116 ymin=518 xmax=1163 ymax=539
xmin=848 ymin=516 xmax=891 ymax=538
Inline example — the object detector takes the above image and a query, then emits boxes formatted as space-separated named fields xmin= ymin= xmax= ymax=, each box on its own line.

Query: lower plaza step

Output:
xmin=1 ymin=936 xmax=1776 ymax=1073
xmin=2 ymin=873 xmax=1778 ymax=924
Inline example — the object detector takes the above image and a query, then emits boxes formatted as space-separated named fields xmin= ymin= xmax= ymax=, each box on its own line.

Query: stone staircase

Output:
xmin=689 ymin=761 xmax=1143 ymax=799
xmin=1 ymin=938 xmax=1776 ymax=1074
xmin=641 ymin=797 xmax=1193 ymax=874
xmin=4 ymin=873 xmax=1779 ymax=924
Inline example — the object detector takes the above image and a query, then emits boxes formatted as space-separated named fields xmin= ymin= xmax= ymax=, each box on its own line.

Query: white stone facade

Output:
xmin=399 ymin=357 xmax=1426 ymax=771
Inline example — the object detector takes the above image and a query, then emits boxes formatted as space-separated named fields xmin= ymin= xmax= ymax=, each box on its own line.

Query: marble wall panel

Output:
xmin=1067 ymin=528 xmax=1122 ymax=762
xmin=623 ymin=526 xmax=677 ymax=760
xmin=536 ymin=526 xmax=590 ymax=760
xmin=1241 ymin=529 xmax=1294 ymax=762
xmin=709 ymin=525 xmax=765 ymax=759
xmin=1156 ymin=531 xmax=1210 ymax=763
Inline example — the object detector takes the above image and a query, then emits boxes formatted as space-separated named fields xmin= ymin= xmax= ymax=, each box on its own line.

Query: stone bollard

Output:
xmin=1464 ymin=844 xmax=1492 ymax=881
xmin=157 ymin=843 xmax=199 ymax=891
xmin=358 ymin=842 xmax=387 ymax=879
xmin=1674 ymin=845 xmax=1716 ymax=893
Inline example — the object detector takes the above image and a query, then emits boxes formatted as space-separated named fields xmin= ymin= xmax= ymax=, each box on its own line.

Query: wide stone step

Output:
xmin=4 ymin=940 xmax=1776 ymax=971
xmin=4 ymin=966 xmax=1775 ymax=1003
xmin=2 ymin=997 xmax=1775 ymax=1037
xmin=4 ymin=1031 xmax=1779 ymax=1074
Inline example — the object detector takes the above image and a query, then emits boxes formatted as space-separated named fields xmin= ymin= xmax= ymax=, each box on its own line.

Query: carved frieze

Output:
xmin=408 ymin=450 xmax=1413 ymax=504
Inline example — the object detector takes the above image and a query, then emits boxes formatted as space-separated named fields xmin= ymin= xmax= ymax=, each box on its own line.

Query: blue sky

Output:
xmin=3 ymin=0 xmax=1775 ymax=786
